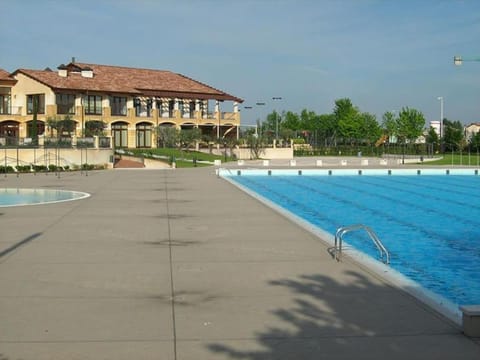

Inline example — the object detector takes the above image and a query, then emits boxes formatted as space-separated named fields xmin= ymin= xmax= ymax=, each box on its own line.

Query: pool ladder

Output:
xmin=334 ymin=224 xmax=390 ymax=265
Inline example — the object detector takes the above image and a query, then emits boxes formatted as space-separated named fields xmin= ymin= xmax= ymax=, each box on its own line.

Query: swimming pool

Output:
xmin=220 ymin=168 xmax=480 ymax=321
xmin=0 ymin=188 xmax=90 ymax=207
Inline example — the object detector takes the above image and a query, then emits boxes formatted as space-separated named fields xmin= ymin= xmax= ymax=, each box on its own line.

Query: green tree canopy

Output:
xmin=85 ymin=120 xmax=106 ymax=137
xmin=357 ymin=112 xmax=381 ymax=144
xmin=334 ymin=98 xmax=361 ymax=143
xmin=157 ymin=126 xmax=179 ymax=148
xmin=47 ymin=115 xmax=77 ymax=138
xmin=425 ymin=126 xmax=439 ymax=146
xmin=396 ymin=107 xmax=425 ymax=143
xmin=281 ymin=111 xmax=300 ymax=131
xmin=179 ymin=127 xmax=202 ymax=150
xmin=381 ymin=111 xmax=398 ymax=138
xmin=443 ymin=119 xmax=465 ymax=150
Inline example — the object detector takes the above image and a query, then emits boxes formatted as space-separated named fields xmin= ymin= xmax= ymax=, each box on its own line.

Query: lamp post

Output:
xmin=255 ymin=102 xmax=266 ymax=136
xmin=272 ymin=97 xmax=282 ymax=140
xmin=437 ymin=96 xmax=444 ymax=138
xmin=241 ymin=106 xmax=259 ymax=136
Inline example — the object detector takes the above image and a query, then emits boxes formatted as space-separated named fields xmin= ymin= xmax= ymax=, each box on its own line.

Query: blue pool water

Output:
xmin=0 ymin=188 xmax=90 ymax=207
xmin=224 ymin=170 xmax=480 ymax=307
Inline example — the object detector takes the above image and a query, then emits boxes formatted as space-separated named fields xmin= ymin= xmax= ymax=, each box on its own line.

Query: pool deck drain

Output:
xmin=0 ymin=165 xmax=479 ymax=359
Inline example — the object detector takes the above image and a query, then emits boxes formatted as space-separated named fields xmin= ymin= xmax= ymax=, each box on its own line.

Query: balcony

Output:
xmin=0 ymin=106 xmax=22 ymax=116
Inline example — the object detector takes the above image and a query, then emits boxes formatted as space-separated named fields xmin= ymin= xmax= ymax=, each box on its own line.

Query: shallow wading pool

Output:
xmin=0 ymin=188 xmax=90 ymax=207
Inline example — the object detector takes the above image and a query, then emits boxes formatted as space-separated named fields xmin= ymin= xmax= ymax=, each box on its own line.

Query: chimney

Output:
xmin=72 ymin=57 xmax=76 ymax=63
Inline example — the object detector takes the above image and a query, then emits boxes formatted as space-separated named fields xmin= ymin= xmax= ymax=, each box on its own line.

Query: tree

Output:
xmin=315 ymin=113 xmax=338 ymax=146
xmin=299 ymin=109 xmax=318 ymax=132
xmin=178 ymin=127 xmax=202 ymax=151
xmin=157 ymin=126 xmax=179 ymax=148
xmin=245 ymin=133 xmax=267 ymax=159
xmin=425 ymin=126 xmax=439 ymax=152
xmin=468 ymin=132 xmax=480 ymax=152
xmin=85 ymin=120 xmax=106 ymax=137
xmin=357 ymin=112 xmax=381 ymax=145
xmin=442 ymin=119 xmax=464 ymax=152
xmin=31 ymin=95 xmax=38 ymax=145
xmin=395 ymin=107 xmax=425 ymax=162
xmin=281 ymin=111 xmax=301 ymax=132
xmin=47 ymin=115 xmax=77 ymax=138
xmin=396 ymin=107 xmax=425 ymax=144
xmin=381 ymin=111 xmax=398 ymax=139
xmin=260 ymin=110 xmax=281 ymax=139
xmin=334 ymin=98 xmax=361 ymax=144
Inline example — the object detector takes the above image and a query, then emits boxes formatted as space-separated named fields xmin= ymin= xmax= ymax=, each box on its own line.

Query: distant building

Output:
xmin=429 ymin=120 xmax=441 ymax=136
xmin=464 ymin=123 xmax=480 ymax=141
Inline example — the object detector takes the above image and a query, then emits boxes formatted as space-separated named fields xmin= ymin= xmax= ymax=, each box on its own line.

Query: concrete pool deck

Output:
xmin=0 ymin=166 xmax=479 ymax=359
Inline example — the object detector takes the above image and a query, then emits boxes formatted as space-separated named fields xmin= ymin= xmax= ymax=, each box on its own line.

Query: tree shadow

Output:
xmin=0 ymin=232 xmax=42 ymax=258
xmin=142 ymin=239 xmax=201 ymax=247
xmin=207 ymin=269 xmax=471 ymax=359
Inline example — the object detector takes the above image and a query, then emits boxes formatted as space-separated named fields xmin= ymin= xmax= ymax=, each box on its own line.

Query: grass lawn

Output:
xmin=119 ymin=148 xmax=235 ymax=168
xmin=421 ymin=153 xmax=480 ymax=166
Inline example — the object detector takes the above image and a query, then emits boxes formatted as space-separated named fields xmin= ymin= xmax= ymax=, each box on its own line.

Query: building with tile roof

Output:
xmin=0 ymin=60 xmax=243 ymax=148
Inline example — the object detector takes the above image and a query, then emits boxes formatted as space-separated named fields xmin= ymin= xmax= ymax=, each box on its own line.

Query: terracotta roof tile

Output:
xmin=0 ymin=68 xmax=16 ymax=84
xmin=14 ymin=62 xmax=242 ymax=102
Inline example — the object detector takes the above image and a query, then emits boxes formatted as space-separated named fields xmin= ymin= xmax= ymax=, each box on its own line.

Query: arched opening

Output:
xmin=157 ymin=122 xmax=176 ymax=148
xmin=26 ymin=120 xmax=45 ymax=138
xmin=180 ymin=123 xmax=196 ymax=130
xmin=136 ymin=122 xmax=153 ymax=148
xmin=0 ymin=120 xmax=20 ymax=146
xmin=200 ymin=124 xmax=216 ymax=139
xmin=111 ymin=121 xmax=129 ymax=148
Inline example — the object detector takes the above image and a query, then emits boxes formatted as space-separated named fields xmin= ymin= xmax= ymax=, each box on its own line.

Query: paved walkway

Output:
xmin=0 ymin=168 xmax=479 ymax=359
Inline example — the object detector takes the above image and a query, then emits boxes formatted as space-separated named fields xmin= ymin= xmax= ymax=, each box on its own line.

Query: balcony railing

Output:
xmin=221 ymin=112 xmax=237 ymax=121
xmin=0 ymin=106 xmax=22 ymax=116
xmin=0 ymin=136 xmax=113 ymax=149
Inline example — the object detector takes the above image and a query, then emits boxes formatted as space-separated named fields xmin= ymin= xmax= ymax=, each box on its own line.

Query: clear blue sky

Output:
xmin=1 ymin=0 xmax=479 ymax=126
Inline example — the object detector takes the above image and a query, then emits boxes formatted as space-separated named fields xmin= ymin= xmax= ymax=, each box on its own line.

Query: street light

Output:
xmin=454 ymin=55 xmax=480 ymax=66
xmin=437 ymin=96 xmax=443 ymax=138
xmin=242 ymin=105 xmax=260 ymax=137
xmin=272 ymin=97 xmax=282 ymax=140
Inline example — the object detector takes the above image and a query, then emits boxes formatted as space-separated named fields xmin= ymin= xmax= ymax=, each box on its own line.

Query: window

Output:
xmin=134 ymin=98 xmax=152 ymax=117
xmin=111 ymin=96 xmax=127 ymax=116
xmin=56 ymin=94 xmax=75 ymax=114
xmin=156 ymin=99 xmax=163 ymax=117
xmin=112 ymin=122 xmax=128 ymax=148
xmin=200 ymin=100 xmax=206 ymax=118
xmin=146 ymin=99 xmax=152 ymax=117
xmin=189 ymin=101 xmax=195 ymax=118
xmin=136 ymin=122 xmax=152 ymax=148
xmin=0 ymin=94 xmax=10 ymax=114
xmin=168 ymin=100 xmax=175 ymax=118
xmin=27 ymin=94 xmax=45 ymax=114
xmin=178 ymin=100 xmax=184 ymax=116
xmin=85 ymin=95 xmax=102 ymax=115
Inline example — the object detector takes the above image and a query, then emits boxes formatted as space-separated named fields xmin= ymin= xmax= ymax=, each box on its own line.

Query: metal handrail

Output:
xmin=334 ymin=224 xmax=390 ymax=264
